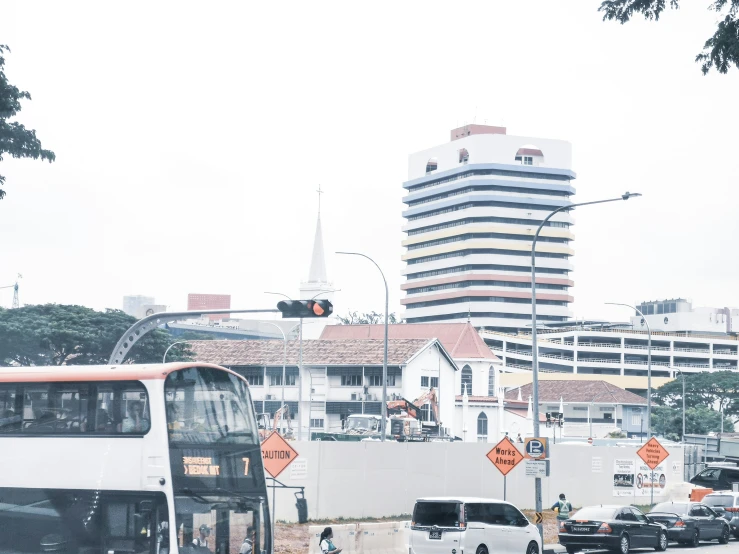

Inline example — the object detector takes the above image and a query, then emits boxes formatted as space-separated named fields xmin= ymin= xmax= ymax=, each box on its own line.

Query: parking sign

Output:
xmin=524 ymin=437 xmax=548 ymax=460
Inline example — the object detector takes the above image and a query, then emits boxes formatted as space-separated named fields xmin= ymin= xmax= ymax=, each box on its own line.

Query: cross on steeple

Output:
xmin=316 ymin=184 xmax=324 ymax=215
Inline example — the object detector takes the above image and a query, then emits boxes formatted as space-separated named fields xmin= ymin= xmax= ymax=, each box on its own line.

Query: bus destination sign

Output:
xmin=183 ymin=456 xmax=221 ymax=476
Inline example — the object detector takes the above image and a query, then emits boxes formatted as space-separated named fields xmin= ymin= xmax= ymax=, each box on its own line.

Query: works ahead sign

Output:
xmin=487 ymin=438 xmax=524 ymax=476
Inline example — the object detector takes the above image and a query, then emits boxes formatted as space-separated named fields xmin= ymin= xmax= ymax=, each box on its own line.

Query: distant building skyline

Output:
xmin=187 ymin=293 xmax=231 ymax=321
xmin=401 ymin=124 xmax=575 ymax=332
xmin=122 ymin=295 xmax=155 ymax=317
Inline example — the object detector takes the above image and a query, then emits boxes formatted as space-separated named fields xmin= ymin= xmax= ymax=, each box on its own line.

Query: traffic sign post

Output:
xmin=487 ymin=438 xmax=524 ymax=501
xmin=637 ymin=437 xmax=669 ymax=507
xmin=524 ymin=438 xmax=548 ymax=460
xmin=261 ymin=432 xmax=299 ymax=542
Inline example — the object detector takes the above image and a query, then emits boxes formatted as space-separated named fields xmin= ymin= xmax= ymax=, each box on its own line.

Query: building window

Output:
xmin=604 ymin=412 xmax=614 ymax=421
xmin=425 ymin=157 xmax=438 ymax=174
xmin=631 ymin=412 xmax=642 ymax=426
xmin=341 ymin=374 xmax=362 ymax=387
xmin=459 ymin=148 xmax=469 ymax=164
xmin=421 ymin=376 xmax=429 ymax=388
xmin=420 ymin=404 xmax=431 ymax=422
xmin=246 ymin=373 xmax=264 ymax=386
xmin=477 ymin=412 xmax=488 ymax=442
xmin=523 ymin=156 xmax=533 ymax=165
xmin=269 ymin=374 xmax=296 ymax=386
xmin=430 ymin=377 xmax=439 ymax=388
xmin=368 ymin=374 xmax=395 ymax=387
xmin=461 ymin=366 xmax=472 ymax=395
xmin=310 ymin=418 xmax=324 ymax=428
xmin=488 ymin=366 xmax=496 ymax=396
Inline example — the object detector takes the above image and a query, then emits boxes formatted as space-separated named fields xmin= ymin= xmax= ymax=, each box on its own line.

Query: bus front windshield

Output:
xmin=165 ymin=367 xmax=258 ymax=444
xmin=174 ymin=495 xmax=268 ymax=554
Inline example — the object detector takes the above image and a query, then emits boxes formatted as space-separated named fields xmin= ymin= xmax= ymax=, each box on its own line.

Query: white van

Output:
xmin=410 ymin=497 xmax=542 ymax=554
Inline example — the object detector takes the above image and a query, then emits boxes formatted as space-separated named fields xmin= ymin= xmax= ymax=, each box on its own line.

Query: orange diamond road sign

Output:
xmin=261 ymin=431 xmax=299 ymax=478
xmin=487 ymin=438 xmax=524 ymax=476
xmin=637 ymin=437 xmax=670 ymax=470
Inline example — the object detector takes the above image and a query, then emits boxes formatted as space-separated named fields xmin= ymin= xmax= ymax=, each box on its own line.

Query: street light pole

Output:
xmin=162 ymin=341 xmax=188 ymax=363
xmin=676 ymin=369 xmax=686 ymax=442
xmin=606 ymin=302 xmax=652 ymax=438
xmin=337 ymin=251 xmax=389 ymax=442
xmin=262 ymin=322 xmax=300 ymax=434
xmin=531 ymin=192 xmax=640 ymax=537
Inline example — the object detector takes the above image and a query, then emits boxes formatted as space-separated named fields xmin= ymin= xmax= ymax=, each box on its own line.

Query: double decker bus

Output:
xmin=0 ymin=362 xmax=271 ymax=554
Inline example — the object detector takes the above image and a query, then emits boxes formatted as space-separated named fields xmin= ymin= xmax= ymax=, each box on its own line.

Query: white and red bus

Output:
xmin=0 ymin=362 xmax=271 ymax=554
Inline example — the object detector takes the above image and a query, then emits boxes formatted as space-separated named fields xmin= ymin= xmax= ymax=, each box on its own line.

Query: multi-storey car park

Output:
xmin=401 ymin=124 xmax=576 ymax=332
xmin=481 ymin=299 xmax=739 ymax=378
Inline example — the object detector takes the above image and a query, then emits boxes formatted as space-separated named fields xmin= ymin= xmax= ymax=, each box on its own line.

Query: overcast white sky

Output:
xmin=1 ymin=1 xmax=738 ymax=323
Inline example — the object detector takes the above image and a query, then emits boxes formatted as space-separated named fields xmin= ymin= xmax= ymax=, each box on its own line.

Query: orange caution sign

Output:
xmin=261 ymin=431 xmax=299 ymax=478
xmin=487 ymin=438 xmax=524 ymax=476
xmin=637 ymin=437 xmax=670 ymax=470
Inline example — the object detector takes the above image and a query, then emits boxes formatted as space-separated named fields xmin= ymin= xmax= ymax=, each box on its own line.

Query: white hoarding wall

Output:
xmin=268 ymin=442 xmax=685 ymax=522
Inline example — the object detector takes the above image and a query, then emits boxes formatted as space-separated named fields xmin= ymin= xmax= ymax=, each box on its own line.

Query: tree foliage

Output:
xmin=599 ymin=0 xmax=739 ymax=74
xmin=652 ymin=405 xmax=734 ymax=441
xmin=653 ymin=370 xmax=739 ymax=420
xmin=0 ymin=304 xmax=193 ymax=366
xmin=0 ymin=45 xmax=55 ymax=200
xmin=337 ymin=311 xmax=399 ymax=325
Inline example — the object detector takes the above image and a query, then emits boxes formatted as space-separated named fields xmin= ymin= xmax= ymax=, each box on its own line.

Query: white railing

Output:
xmin=576 ymin=358 xmax=621 ymax=364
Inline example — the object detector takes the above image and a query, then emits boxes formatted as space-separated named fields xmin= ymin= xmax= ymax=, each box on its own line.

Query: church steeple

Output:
xmin=307 ymin=214 xmax=327 ymax=283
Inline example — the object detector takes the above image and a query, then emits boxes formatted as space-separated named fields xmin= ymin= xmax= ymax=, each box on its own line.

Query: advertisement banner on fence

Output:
xmin=636 ymin=461 xmax=667 ymax=496
xmin=613 ymin=458 xmax=635 ymax=497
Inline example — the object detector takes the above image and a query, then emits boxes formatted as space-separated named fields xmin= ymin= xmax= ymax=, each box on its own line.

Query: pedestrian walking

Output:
xmin=551 ymin=493 xmax=572 ymax=520
xmin=516 ymin=433 xmax=523 ymax=443
xmin=319 ymin=527 xmax=342 ymax=554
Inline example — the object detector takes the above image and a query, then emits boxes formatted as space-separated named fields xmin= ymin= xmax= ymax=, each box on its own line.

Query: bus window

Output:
xmin=0 ymin=487 xmax=169 ymax=554
xmin=95 ymin=382 xmax=150 ymax=434
xmin=165 ymin=367 xmax=257 ymax=444
xmin=0 ymin=381 xmax=150 ymax=436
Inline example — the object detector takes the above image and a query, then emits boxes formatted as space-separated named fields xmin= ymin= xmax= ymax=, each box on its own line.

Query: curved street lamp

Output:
xmin=163 ymin=341 xmax=188 ymax=363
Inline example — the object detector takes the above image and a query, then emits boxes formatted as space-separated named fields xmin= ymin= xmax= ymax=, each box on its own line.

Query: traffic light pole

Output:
xmin=109 ymin=308 xmax=280 ymax=365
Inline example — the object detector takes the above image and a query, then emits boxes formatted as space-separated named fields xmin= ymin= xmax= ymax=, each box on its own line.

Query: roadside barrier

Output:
xmin=308 ymin=521 xmax=411 ymax=554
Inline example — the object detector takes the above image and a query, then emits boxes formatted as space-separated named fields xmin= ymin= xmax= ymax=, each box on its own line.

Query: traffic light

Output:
xmin=276 ymin=299 xmax=334 ymax=318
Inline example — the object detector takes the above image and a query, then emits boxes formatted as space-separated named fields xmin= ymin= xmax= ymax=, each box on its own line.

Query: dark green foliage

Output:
xmin=599 ymin=0 xmax=739 ymax=74
xmin=652 ymin=405 xmax=734 ymax=441
xmin=0 ymin=44 xmax=55 ymax=199
xmin=653 ymin=370 xmax=739 ymax=419
xmin=337 ymin=311 xmax=399 ymax=325
xmin=0 ymin=304 xmax=194 ymax=366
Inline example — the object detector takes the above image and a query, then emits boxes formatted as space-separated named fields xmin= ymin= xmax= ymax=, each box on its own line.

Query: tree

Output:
xmin=653 ymin=405 xmax=734 ymax=440
xmin=599 ymin=0 xmax=739 ymax=74
xmin=0 ymin=45 xmax=55 ymax=200
xmin=0 ymin=304 xmax=193 ymax=366
xmin=653 ymin=371 xmax=739 ymax=420
xmin=337 ymin=311 xmax=399 ymax=325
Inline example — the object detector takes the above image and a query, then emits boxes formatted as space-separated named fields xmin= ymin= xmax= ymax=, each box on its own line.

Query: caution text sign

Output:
xmin=261 ymin=431 xmax=299 ymax=478
xmin=487 ymin=438 xmax=524 ymax=476
xmin=637 ymin=437 xmax=669 ymax=470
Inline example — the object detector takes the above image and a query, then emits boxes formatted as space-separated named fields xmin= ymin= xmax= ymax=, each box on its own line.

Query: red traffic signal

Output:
xmin=276 ymin=299 xmax=333 ymax=319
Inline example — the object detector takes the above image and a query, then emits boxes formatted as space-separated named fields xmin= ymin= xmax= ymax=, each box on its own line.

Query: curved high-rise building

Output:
xmin=401 ymin=124 xmax=575 ymax=332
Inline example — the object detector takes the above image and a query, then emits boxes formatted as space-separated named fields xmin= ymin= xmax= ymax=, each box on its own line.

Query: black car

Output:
xmin=558 ymin=505 xmax=668 ymax=554
xmin=689 ymin=465 xmax=739 ymax=491
xmin=649 ymin=501 xmax=731 ymax=546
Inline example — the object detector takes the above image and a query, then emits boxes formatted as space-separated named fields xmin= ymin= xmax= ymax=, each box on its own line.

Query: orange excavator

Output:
xmin=386 ymin=388 xmax=440 ymax=441
xmin=258 ymin=404 xmax=294 ymax=441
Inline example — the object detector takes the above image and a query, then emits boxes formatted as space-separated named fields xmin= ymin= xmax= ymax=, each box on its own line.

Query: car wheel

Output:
xmin=526 ymin=542 xmax=539 ymax=554
xmin=719 ymin=526 xmax=730 ymax=544
xmin=655 ymin=531 xmax=668 ymax=552
xmin=689 ymin=528 xmax=699 ymax=548
xmin=475 ymin=546 xmax=488 ymax=554
xmin=618 ymin=533 xmax=630 ymax=554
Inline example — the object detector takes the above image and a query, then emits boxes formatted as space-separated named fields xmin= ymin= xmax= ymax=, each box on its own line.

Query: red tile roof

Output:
xmin=189 ymin=338 xmax=443 ymax=367
xmin=505 ymin=380 xmax=647 ymax=405
xmin=320 ymin=323 xmax=498 ymax=361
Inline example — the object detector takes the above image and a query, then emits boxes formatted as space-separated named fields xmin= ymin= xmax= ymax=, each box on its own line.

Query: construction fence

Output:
xmin=308 ymin=522 xmax=410 ymax=554
xmin=268 ymin=441 xmax=687 ymax=522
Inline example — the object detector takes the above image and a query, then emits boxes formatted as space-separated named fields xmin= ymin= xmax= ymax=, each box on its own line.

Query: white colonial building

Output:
xmin=401 ymin=124 xmax=575 ymax=332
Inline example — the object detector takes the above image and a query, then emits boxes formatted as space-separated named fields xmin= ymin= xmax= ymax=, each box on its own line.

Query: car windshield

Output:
xmin=347 ymin=417 xmax=378 ymax=431
xmin=704 ymin=496 xmax=735 ymax=508
xmin=570 ymin=507 xmax=617 ymax=521
xmin=413 ymin=502 xmax=461 ymax=527
xmin=652 ymin=502 xmax=688 ymax=514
